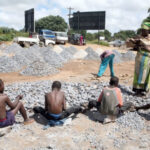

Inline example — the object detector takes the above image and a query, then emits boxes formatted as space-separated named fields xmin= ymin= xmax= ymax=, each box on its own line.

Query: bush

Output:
xmin=99 ymin=41 xmax=109 ymax=46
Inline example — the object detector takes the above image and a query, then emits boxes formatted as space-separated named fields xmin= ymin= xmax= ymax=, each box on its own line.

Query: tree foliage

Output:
xmin=113 ymin=30 xmax=136 ymax=41
xmin=35 ymin=15 xmax=67 ymax=32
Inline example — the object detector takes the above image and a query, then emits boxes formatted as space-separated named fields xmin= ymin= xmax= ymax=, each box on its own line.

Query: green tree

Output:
xmin=86 ymin=33 xmax=95 ymax=41
xmin=113 ymin=30 xmax=136 ymax=41
xmin=35 ymin=15 xmax=67 ymax=32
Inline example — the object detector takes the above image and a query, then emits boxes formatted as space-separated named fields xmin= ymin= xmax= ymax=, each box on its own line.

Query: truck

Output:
xmin=54 ymin=31 xmax=68 ymax=44
xmin=39 ymin=29 xmax=56 ymax=46
xmin=14 ymin=30 xmax=56 ymax=47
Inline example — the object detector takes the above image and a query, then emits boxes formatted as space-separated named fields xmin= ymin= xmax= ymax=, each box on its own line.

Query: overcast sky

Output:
xmin=0 ymin=0 xmax=150 ymax=34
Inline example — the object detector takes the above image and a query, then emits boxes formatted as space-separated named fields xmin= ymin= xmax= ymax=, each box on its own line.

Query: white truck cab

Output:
xmin=54 ymin=32 xmax=68 ymax=44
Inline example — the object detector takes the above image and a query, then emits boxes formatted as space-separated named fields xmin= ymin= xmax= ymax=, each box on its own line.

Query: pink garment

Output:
xmin=80 ymin=36 xmax=83 ymax=45
xmin=100 ymin=50 xmax=114 ymax=60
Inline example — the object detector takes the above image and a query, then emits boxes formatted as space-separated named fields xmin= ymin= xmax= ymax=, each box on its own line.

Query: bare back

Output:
xmin=0 ymin=94 xmax=7 ymax=120
xmin=45 ymin=90 xmax=66 ymax=114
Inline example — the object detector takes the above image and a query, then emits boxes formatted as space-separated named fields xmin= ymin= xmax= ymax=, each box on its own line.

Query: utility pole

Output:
xmin=68 ymin=7 xmax=74 ymax=19
xmin=67 ymin=7 xmax=74 ymax=31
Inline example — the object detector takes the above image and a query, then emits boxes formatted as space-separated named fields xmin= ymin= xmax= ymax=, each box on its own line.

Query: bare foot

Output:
xmin=23 ymin=118 xmax=34 ymax=125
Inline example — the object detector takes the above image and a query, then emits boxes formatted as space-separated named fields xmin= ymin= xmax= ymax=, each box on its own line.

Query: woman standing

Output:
xmin=128 ymin=21 xmax=150 ymax=96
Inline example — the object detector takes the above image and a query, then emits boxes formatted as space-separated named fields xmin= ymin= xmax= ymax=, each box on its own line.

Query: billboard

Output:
xmin=69 ymin=11 xmax=105 ymax=30
xmin=25 ymin=8 xmax=34 ymax=32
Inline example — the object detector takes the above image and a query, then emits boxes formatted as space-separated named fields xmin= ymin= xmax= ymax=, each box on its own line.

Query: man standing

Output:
xmin=97 ymin=50 xmax=115 ymax=77
xmin=0 ymin=79 xmax=33 ymax=128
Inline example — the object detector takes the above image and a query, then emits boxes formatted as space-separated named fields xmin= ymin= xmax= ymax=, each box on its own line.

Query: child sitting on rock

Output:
xmin=33 ymin=81 xmax=82 ymax=125
xmin=0 ymin=79 xmax=33 ymax=128
xmin=84 ymin=76 xmax=134 ymax=123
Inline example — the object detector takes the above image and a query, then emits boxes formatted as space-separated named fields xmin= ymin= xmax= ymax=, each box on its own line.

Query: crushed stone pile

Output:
xmin=0 ymin=43 xmax=136 ymax=76
xmin=84 ymin=47 xmax=100 ymax=60
xmin=73 ymin=50 xmax=88 ymax=59
xmin=122 ymin=51 xmax=136 ymax=61
xmin=5 ymin=80 xmax=150 ymax=110
xmin=112 ymin=50 xmax=123 ymax=63
xmin=2 ymin=80 xmax=150 ymax=150
xmin=20 ymin=60 xmax=59 ymax=76
xmin=39 ymin=47 xmax=65 ymax=68
xmin=59 ymin=46 xmax=77 ymax=62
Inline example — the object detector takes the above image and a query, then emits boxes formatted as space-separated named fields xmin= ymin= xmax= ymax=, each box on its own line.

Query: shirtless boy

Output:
xmin=34 ymin=81 xmax=81 ymax=120
xmin=0 ymin=79 xmax=33 ymax=128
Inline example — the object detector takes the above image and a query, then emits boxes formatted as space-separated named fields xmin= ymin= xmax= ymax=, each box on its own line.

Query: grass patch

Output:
xmin=87 ymin=40 xmax=109 ymax=46
xmin=0 ymin=32 xmax=29 ymax=42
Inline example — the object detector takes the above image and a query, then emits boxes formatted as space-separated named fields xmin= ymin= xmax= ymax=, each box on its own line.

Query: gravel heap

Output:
xmin=122 ymin=51 xmax=136 ymax=61
xmin=112 ymin=50 xmax=136 ymax=63
xmin=0 ymin=43 xmax=136 ymax=76
xmin=20 ymin=60 xmax=59 ymax=76
xmin=59 ymin=46 xmax=78 ymax=62
xmin=3 ymin=80 xmax=150 ymax=150
xmin=39 ymin=47 xmax=65 ymax=68
xmin=0 ymin=56 xmax=20 ymax=73
xmin=84 ymin=47 xmax=100 ymax=60
xmin=112 ymin=50 xmax=123 ymax=63
xmin=0 ymin=44 xmax=66 ymax=75
xmin=5 ymin=80 xmax=150 ymax=110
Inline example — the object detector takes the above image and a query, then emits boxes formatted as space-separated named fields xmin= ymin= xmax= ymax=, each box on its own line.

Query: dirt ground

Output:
xmin=0 ymin=60 xmax=135 ymax=86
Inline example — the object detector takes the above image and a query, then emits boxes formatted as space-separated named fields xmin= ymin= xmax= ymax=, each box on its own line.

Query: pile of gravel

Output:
xmin=59 ymin=46 xmax=77 ymax=62
xmin=5 ymin=80 xmax=150 ymax=111
xmin=122 ymin=51 xmax=136 ymax=61
xmin=20 ymin=60 xmax=59 ymax=76
xmin=0 ymin=43 xmax=137 ymax=76
xmin=84 ymin=47 xmax=100 ymax=60
xmin=3 ymin=80 xmax=150 ymax=149
xmin=0 ymin=56 xmax=21 ymax=72
xmin=39 ymin=47 xmax=65 ymax=68
xmin=0 ymin=44 xmax=67 ymax=75
xmin=112 ymin=50 xmax=123 ymax=63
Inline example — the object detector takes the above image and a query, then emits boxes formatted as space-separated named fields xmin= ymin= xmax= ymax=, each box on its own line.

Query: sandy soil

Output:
xmin=0 ymin=60 xmax=135 ymax=86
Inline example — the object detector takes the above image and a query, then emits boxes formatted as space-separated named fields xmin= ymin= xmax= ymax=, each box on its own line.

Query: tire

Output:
xmin=24 ymin=42 xmax=30 ymax=48
xmin=48 ymin=43 xmax=54 ymax=47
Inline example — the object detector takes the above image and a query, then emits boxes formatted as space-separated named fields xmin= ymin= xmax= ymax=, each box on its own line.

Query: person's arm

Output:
xmin=143 ymin=45 xmax=150 ymax=52
xmin=45 ymin=93 xmax=48 ymax=111
xmin=116 ymin=88 xmax=123 ymax=107
xmin=5 ymin=95 xmax=18 ymax=109
xmin=12 ymin=95 xmax=23 ymax=108
xmin=62 ymin=93 xmax=66 ymax=110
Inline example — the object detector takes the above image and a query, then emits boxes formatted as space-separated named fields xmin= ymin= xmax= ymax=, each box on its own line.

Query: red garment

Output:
xmin=0 ymin=118 xmax=6 ymax=122
xmin=80 ymin=36 xmax=83 ymax=45
xmin=98 ymin=87 xmax=123 ymax=107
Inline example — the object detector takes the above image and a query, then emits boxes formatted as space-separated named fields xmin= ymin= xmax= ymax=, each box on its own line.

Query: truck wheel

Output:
xmin=39 ymin=42 xmax=44 ymax=47
xmin=24 ymin=42 xmax=30 ymax=48
xmin=48 ymin=43 xmax=54 ymax=47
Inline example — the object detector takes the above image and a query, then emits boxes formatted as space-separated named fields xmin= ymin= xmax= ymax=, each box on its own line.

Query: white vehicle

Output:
xmin=14 ymin=34 xmax=55 ymax=47
xmin=54 ymin=32 xmax=68 ymax=44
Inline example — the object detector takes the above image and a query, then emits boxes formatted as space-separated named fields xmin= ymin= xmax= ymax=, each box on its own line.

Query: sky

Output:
xmin=0 ymin=0 xmax=150 ymax=34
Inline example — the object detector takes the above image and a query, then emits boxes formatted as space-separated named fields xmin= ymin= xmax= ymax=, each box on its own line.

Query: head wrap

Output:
xmin=141 ymin=21 xmax=150 ymax=30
